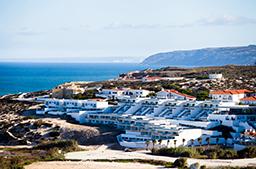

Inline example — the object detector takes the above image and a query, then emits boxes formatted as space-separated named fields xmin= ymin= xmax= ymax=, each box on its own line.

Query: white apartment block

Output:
xmin=209 ymin=89 xmax=252 ymax=103
xmin=36 ymin=89 xmax=256 ymax=150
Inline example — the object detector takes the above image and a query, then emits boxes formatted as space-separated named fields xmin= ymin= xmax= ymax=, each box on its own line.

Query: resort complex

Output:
xmin=36 ymin=87 xmax=256 ymax=151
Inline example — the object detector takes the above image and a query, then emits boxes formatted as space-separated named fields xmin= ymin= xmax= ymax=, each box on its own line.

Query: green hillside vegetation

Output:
xmin=153 ymin=146 xmax=256 ymax=159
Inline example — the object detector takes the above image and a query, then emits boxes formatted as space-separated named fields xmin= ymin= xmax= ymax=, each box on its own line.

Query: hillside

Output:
xmin=142 ymin=45 xmax=256 ymax=66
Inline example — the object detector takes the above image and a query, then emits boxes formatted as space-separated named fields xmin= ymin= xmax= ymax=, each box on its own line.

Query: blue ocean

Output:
xmin=0 ymin=63 xmax=159 ymax=96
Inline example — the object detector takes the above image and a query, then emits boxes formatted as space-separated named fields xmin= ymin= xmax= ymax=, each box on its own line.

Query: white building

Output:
xmin=157 ymin=89 xmax=196 ymax=101
xmin=36 ymin=90 xmax=256 ymax=150
xmin=209 ymin=89 xmax=252 ymax=103
xmin=208 ymin=73 xmax=223 ymax=80
xmin=97 ymin=88 xmax=151 ymax=99
xmin=142 ymin=76 xmax=184 ymax=82
xmin=36 ymin=98 xmax=109 ymax=115
xmin=123 ymin=89 xmax=151 ymax=98
xmin=97 ymin=89 xmax=124 ymax=99
xmin=240 ymin=96 xmax=256 ymax=105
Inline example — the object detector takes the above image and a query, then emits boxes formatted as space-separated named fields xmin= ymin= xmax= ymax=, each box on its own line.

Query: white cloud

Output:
xmin=195 ymin=15 xmax=256 ymax=26
xmin=103 ymin=22 xmax=161 ymax=30
xmin=16 ymin=27 xmax=45 ymax=36
xmin=103 ymin=15 xmax=256 ymax=30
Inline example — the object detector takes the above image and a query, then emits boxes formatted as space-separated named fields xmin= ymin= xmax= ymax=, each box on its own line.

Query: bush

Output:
xmin=154 ymin=146 xmax=240 ymax=159
xmin=154 ymin=147 xmax=200 ymax=158
xmin=208 ymin=151 xmax=217 ymax=159
xmin=173 ymin=158 xmax=188 ymax=168
xmin=200 ymin=165 xmax=207 ymax=169
xmin=0 ymin=156 xmax=25 ymax=169
xmin=164 ymin=162 xmax=174 ymax=168
xmin=34 ymin=140 xmax=79 ymax=152
xmin=238 ymin=146 xmax=256 ymax=158
xmin=204 ymin=148 xmax=237 ymax=159
xmin=43 ymin=147 xmax=64 ymax=161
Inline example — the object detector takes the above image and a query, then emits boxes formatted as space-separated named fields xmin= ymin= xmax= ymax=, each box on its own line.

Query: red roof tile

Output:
xmin=165 ymin=89 xmax=196 ymax=99
xmin=241 ymin=96 xmax=256 ymax=101
xmin=210 ymin=89 xmax=253 ymax=95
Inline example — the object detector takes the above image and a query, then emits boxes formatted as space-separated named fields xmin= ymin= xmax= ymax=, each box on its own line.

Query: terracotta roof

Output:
xmin=241 ymin=96 xmax=256 ymax=101
xmin=210 ymin=89 xmax=253 ymax=95
xmin=165 ymin=89 xmax=196 ymax=99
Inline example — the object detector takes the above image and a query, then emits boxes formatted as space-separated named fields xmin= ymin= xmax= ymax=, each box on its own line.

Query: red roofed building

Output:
xmin=240 ymin=96 xmax=256 ymax=105
xmin=209 ymin=89 xmax=253 ymax=103
xmin=157 ymin=89 xmax=196 ymax=100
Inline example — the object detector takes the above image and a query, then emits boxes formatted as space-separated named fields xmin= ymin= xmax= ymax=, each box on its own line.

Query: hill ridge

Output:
xmin=142 ymin=45 xmax=256 ymax=66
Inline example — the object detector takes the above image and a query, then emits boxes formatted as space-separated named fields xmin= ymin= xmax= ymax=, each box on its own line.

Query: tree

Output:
xmin=223 ymin=136 xmax=228 ymax=146
xmin=167 ymin=140 xmax=170 ymax=147
xmin=191 ymin=139 xmax=194 ymax=147
xmin=145 ymin=140 xmax=150 ymax=150
xmin=173 ymin=158 xmax=188 ymax=168
xmin=158 ymin=139 xmax=162 ymax=146
xmin=182 ymin=138 xmax=186 ymax=146
xmin=152 ymin=139 xmax=157 ymax=150
xmin=198 ymin=137 xmax=202 ymax=146
xmin=174 ymin=140 xmax=177 ymax=148
xmin=196 ymin=90 xmax=209 ymax=101
xmin=216 ymin=137 xmax=219 ymax=145
xmin=205 ymin=137 xmax=210 ymax=147
xmin=147 ymin=93 xmax=156 ymax=97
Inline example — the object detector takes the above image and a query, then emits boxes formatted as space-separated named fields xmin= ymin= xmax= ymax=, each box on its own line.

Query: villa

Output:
xmin=156 ymin=89 xmax=196 ymax=100
xmin=209 ymin=89 xmax=253 ymax=103
xmin=240 ymin=96 xmax=256 ymax=105
xmin=96 ymin=88 xmax=124 ymax=99
xmin=97 ymin=88 xmax=151 ymax=99
xmin=36 ymin=88 xmax=256 ymax=150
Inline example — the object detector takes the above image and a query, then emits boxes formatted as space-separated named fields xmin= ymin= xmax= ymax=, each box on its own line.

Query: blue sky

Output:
xmin=1 ymin=0 xmax=256 ymax=62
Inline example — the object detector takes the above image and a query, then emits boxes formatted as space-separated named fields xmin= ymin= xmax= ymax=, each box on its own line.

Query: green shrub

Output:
xmin=208 ymin=151 xmax=217 ymax=159
xmin=43 ymin=147 xmax=64 ymax=161
xmin=154 ymin=146 xmax=240 ymax=159
xmin=173 ymin=158 xmax=188 ymax=168
xmin=200 ymin=165 xmax=207 ymax=169
xmin=154 ymin=147 xmax=200 ymax=158
xmin=238 ymin=146 xmax=256 ymax=158
xmin=34 ymin=140 xmax=79 ymax=152
xmin=164 ymin=162 xmax=174 ymax=168
xmin=203 ymin=148 xmax=237 ymax=159
xmin=0 ymin=156 xmax=25 ymax=169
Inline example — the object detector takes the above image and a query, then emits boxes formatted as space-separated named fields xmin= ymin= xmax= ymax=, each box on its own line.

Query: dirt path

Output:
xmin=65 ymin=147 xmax=256 ymax=167
xmin=25 ymin=161 xmax=161 ymax=169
